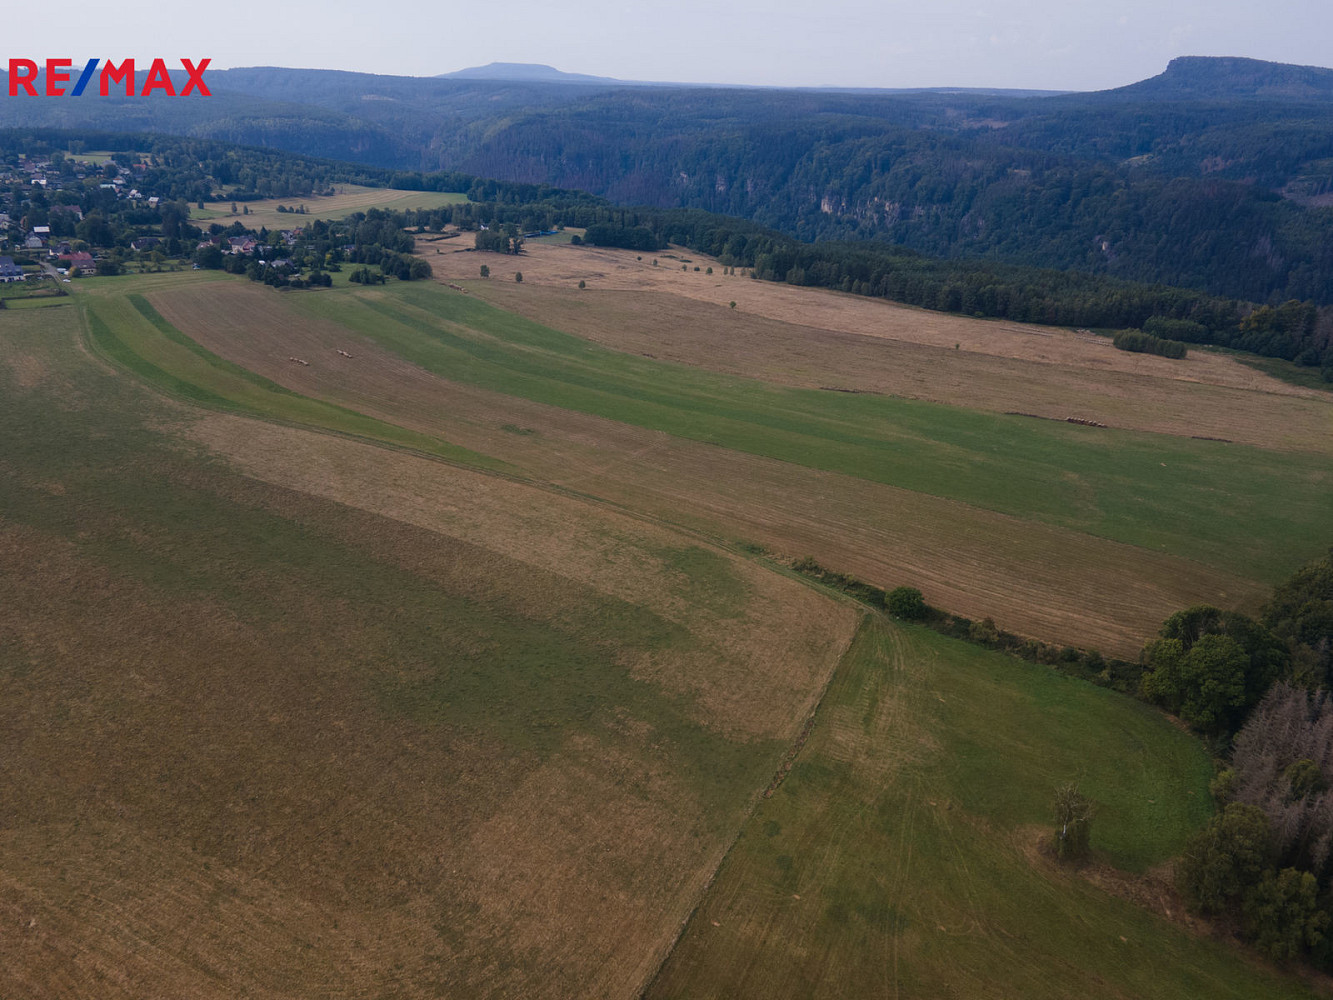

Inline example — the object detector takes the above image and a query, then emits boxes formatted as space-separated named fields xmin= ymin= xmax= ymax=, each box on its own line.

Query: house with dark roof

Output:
xmin=0 ymin=256 xmax=24 ymax=282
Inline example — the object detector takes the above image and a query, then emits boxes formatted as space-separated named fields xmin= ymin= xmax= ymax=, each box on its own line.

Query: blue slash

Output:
xmin=70 ymin=58 xmax=99 ymax=96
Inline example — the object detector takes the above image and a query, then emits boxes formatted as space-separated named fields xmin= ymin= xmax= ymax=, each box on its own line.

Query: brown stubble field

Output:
xmin=150 ymin=281 xmax=1270 ymax=656
xmin=0 ymin=305 xmax=859 ymax=998
xmin=0 ymin=465 xmax=855 ymax=1000
xmin=442 ymin=242 xmax=1333 ymax=453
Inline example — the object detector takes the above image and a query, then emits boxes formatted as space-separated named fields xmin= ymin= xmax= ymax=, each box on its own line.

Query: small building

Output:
xmin=0 ymin=256 xmax=23 ymax=282
xmin=64 ymin=251 xmax=95 ymax=273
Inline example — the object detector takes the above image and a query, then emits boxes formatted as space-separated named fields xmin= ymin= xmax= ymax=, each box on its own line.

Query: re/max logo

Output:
xmin=6 ymin=59 xmax=212 ymax=97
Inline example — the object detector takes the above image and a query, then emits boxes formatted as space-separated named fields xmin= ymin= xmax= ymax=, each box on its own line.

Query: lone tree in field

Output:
xmin=1053 ymin=782 xmax=1093 ymax=861
xmin=514 ymin=271 xmax=523 ymax=283
xmin=479 ymin=264 xmax=489 ymax=278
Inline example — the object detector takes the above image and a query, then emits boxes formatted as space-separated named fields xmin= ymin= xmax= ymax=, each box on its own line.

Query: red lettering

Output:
xmin=141 ymin=58 xmax=176 ymax=97
xmin=100 ymin=58 xmax=135 ymax=96
xmin=180 ymin=58 xmax=211 ymax=96
xmin=45 ymin=58 xmax=72 ymax=96
xmin=7 ymin=59 xmax=38 ymax=96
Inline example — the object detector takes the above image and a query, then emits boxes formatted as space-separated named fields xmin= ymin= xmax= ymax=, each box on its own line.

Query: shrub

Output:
xmin=1114 ymin=329 xmax=1189 ymax=360
xmin=1112 ymin=329 xmax=1189 ymax=358
xmin=885 ymin=586 xmax=927 ymax=620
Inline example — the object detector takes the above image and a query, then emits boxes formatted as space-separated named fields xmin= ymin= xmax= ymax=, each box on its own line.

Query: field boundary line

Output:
xmin=636 ymin=613 xmax=868 ymax=999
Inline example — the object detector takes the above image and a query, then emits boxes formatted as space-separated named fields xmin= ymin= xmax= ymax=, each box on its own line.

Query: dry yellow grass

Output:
xmin=182 ymin=412 xmax=855 ymax=741
xmin=469 ymin=283 xmax=1333 ymax=455
xmin=441 ymin=242 xmax=1324 ymax=399
xmin=150 ymin=282 xmax=1266 ymax=656
xmin=1 ymin=302 xmax=862 ymax=998
xmin=0 ymin=473 xmax=854 ymax=999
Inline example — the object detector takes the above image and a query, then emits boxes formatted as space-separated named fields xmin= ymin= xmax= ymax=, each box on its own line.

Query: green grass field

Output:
xmin=281 ymin=281 xmax=1332 ymax=583
xmin=648 ymin=616 xmax=1313 ymax=999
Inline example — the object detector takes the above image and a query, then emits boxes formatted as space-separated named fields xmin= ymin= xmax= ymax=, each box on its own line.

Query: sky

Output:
xmin=4 ymin=0 xmax=1332 ymax=92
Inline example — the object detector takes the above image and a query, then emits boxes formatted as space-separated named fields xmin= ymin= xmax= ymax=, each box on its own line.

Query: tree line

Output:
xmin=1135 ymin=549 xmax=1333 ymax=965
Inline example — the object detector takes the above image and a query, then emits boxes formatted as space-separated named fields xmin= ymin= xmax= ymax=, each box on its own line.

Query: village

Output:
xmin=0 ymin=151 xmax=310 ymax=284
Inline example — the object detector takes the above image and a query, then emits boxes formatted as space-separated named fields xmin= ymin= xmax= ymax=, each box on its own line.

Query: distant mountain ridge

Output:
xmin=1100 ymin=55 xmax=1333 ymax=101
xmin=435 ymin=62 xmax=628 ymax=85
xmin=431 ymin=61 xmax=1063 ymax=96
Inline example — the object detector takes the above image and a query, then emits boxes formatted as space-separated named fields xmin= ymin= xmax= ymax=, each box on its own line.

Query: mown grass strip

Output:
xmin=290 ymin=282 xmax=1333 ymax=582
xmin=83 ymin=294 xmax=506 ymax=471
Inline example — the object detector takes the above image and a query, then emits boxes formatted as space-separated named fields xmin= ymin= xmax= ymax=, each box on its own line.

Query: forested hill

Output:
xmin=6 ymin=57 xmax=1333 ymax=304
xmin=1094 ymin=56 xmax=1333 ymax=102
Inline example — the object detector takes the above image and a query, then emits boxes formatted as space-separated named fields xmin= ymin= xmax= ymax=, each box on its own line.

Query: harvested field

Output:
xmin=6 ymin=254 xmax=1330 ymax=1000
xmin=442 ymin=241 xmax=1323 ymax=398
xmin=0 ymin=304 xmax=857 ymax=998
xmin=146 ymin=278 xmax=1275 ymax=656
xmin=469 ymin=283 xmax=1333 ymax=455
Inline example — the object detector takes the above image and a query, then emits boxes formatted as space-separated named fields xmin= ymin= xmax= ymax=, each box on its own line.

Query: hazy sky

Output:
xmin=4 ymin=0 xmax=1332 ymax=91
